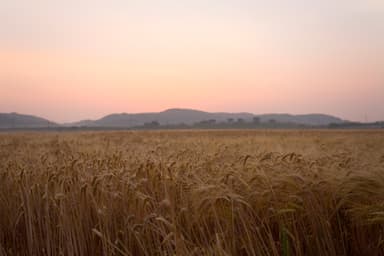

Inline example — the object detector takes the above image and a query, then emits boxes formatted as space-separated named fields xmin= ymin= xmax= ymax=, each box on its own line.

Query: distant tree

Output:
xmin=237 ymin=118 xmax=244 ymax=123
xmin=198 ymin=119 xmax=216 ymax=126
xmin=253 ymin=117 xmax=260 ymax=124
xmin=268 ymin=119 xmax=276 ymax=124
xmin=144 ymin=121 xmax=160 ymax=127
xmin=227 ymin=118 xmax=234 ymax=123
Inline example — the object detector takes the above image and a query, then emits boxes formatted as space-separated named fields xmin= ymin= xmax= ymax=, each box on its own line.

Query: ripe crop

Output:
xmin=0 ymin=130 xmax=383 ymax=255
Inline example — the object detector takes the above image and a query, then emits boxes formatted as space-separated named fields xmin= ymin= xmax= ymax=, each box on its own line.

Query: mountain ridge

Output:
xmin=68 ymin=108 xmax=345 ymax=127
xmin=0 ymin=109 xmax=347 ymax=129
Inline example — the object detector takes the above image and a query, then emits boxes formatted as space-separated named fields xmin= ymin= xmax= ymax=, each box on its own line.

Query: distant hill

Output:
xmin=0 ymin=113 xmax=57 ymax=129
xmin=0 ymin=109 xmax=346 ymax=129
xmin=69 ymin=108 xmax=345 ymax=127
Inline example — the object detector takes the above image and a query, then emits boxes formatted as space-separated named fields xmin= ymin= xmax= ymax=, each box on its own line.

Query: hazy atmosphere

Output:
xmin=1 ymin=0 xmax=383 ymax=122
xmin=1 ymin=2 xmax=384 ymax=255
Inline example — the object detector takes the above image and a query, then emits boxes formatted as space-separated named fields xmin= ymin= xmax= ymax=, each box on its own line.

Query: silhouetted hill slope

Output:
xmin=0 ymin=113 xmax=57 ymax=128
xmin=70 ymin=108 xmax=344 ymax=127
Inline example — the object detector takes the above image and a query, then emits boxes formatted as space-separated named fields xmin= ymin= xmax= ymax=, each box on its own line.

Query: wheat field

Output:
xmin=0 ymin=130 xmax=383 ymax=256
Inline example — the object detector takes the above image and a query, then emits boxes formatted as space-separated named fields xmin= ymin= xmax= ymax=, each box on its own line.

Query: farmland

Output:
xmin=0 ymin=130 xmax=383 ymax=255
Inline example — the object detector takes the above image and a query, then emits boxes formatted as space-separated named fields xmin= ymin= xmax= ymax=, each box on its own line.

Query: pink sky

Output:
xmin=1 ymin=0 xmax=383 ymax=123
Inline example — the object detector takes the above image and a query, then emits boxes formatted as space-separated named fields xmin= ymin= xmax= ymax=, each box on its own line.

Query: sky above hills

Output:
xmin=1 ymin=0 xmax=383 ymax=122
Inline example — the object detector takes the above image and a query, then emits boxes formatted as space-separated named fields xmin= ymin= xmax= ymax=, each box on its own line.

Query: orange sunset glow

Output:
xmin=1 ymin=0 xmax=383 ymax=122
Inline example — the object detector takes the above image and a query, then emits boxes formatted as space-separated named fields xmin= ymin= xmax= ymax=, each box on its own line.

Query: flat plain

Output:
xmin=0 ymin=130 xmax=383 ymax=255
